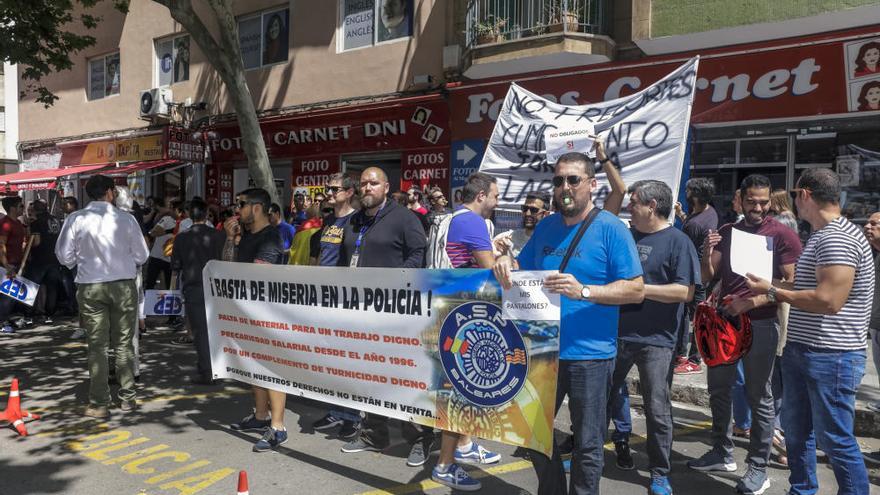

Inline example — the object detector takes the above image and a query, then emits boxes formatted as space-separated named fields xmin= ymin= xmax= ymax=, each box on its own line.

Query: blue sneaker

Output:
xmin=563 ymin=458 xmax=571 ymax=473
xmin=1 ymin=325 xmax=15 ymax=334
xmin=650 ymin=475 xmax=673 ymax=495
xmin=431 ymin=463 xmax=481 ymax=492
xmin=230 ymin=411 xmax=271 ymax=431
xmin=253 ymin=426 xmax=288 ymax=452
xmin=454 ymin=442 xmax=501 ymax=464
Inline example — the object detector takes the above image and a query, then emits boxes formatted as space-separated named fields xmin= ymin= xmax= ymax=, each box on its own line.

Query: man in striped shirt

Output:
xmin=746 ymin=168 xmax=873 ymax=495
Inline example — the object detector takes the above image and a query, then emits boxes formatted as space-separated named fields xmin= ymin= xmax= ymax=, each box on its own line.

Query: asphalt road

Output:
xmin=1 ymin=318 xmax=879 ymax=495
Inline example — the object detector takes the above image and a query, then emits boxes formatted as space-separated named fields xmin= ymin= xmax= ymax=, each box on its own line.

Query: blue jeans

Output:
xmin=781 ymin=342 xmax=868 ymax=495
xmin=609 ymin=342 xmax=675 ymax=477
xmin=530 ymin=358 xmax=615 ymax=495
xmin=732 ymin=360 xmax=751 ymax=430
xmin=610 ymin=383 xmax=631 ymax=444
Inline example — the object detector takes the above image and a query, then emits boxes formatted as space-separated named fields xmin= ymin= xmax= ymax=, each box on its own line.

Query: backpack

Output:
xmin=426 ymin=209 xmax=467 ymax=269
xmin=426 ymin=209 xmax=496 ymax=269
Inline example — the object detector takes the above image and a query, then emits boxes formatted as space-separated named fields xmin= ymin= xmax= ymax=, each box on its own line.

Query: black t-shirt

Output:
xmin=30 ymin=213 xmax=62 ymax=266
xmin=317 ymin=211 xmax=355 ymax=266
xmin=619 ymin=226 xmax=700 ymax=348
xmin=682 ymin=205 xmax=719 ymax=259
xmin=171 ymin=224 xmax=226 ymax=293
xmin=236 ymin=224 xmax=285 ymax=265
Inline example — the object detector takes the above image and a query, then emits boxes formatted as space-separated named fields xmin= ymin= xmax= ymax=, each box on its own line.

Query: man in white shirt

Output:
xmin=56 ymin=175 xmax=150 ymax=419
xmin=145 ymin=201 xmax=176 ymax=290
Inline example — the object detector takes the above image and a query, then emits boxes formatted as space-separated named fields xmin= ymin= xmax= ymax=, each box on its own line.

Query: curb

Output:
xmin=624 ymin=374 xmax=880 ymax=438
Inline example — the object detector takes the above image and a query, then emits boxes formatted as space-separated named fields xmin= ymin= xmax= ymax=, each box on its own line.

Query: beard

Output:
xmin=556 ymin=191 xmax=588 ymax=218
xmin=361 ymin=194 xmax=383 ymax=209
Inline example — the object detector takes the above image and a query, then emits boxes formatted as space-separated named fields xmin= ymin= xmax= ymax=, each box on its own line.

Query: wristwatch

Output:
xmin=767 ymin=286 xmax=777 ymax=303
xmin=580 ymin=285 xmax=592 ymax=300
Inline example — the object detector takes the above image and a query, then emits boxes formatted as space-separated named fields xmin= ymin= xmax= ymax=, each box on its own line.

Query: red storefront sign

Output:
xmin=401 ymin=147 xmax=450 ymax=194
xmin=208 ymin=99 xmax=450 ymax=163
xmin=292 ymin=156 xmax=340 ymax=187
xmin=206 ymin=162 xmax=234 ymax=206
xmin=167 ymin=126 xmax=206 ymax=163
xmin=450 ymin=28 xmax=880 ymax=141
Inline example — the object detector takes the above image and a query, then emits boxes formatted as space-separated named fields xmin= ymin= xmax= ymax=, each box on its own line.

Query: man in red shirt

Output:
xmin=0 ymin=196 xmax=28 ymax=333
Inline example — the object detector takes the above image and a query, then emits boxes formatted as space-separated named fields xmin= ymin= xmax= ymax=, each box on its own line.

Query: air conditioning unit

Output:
xmin=139 ymin=87 xmax=172 ymax=118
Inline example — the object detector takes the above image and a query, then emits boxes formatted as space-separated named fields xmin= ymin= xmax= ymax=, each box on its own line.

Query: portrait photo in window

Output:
xmin=174 ymin=36 xmax=190 ymax=83
xmin=263 ymin=9 xmax=289 ymax=65
xmin=105 ymin=54 xmax=120 ymax=96
xmin=376 ymin=0 xmax=411 ymax=43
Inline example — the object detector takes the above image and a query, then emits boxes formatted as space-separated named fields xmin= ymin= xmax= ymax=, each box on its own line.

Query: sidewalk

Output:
xmin=625 ymin=339 xmax=880 ymax=437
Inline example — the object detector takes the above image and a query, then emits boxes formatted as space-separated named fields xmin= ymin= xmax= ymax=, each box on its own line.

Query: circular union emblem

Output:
xmin=438 ymin=302 xmax=528 ymax=408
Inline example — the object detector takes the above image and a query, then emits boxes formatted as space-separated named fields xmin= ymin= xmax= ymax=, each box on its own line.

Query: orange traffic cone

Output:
xmin=0 ymin=378 xmax=40 ymax=436
xmin=237 ymin=470 xmax=249 ymax=495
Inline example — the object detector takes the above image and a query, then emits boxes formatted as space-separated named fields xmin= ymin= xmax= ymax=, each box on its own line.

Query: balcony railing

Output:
xmin=465 ymin=0 xmax=610 ymax=49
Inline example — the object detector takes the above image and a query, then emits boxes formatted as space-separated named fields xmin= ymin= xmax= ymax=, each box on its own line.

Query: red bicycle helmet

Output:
xmin=694 ymin=295 xmax=753 ymax=367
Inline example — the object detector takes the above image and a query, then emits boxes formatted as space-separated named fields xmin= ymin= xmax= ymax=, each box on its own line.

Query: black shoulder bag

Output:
xmin=558 ymin=207 xmax=602 ymax=273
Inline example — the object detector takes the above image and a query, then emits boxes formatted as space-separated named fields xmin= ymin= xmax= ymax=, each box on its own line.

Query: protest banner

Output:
xmin=204 ymin=261 xmax=560 ymax=455
xmin=145 ymin=290 xmax=185 ymax=317
xmin=479 ymin=57 xmax=699 ymax=215
xmin=0 ymin=267 xmax=39 ymax=307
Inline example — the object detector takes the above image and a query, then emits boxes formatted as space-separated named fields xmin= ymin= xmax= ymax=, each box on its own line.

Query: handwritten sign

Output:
xmin=479 ymin=57 xmax=699 ymax=215
xmin=502 ymin=271 xmax=560 ymax=321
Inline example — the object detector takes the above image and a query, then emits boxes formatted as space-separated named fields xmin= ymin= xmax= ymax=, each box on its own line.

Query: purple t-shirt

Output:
xmin=446 ymin=207 xmax=492 ymax=268
xmin=716 ymin=216 xmax=802 ymax=320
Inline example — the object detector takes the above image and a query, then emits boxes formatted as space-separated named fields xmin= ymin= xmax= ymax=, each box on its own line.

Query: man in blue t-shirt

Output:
xmin=269 ymin=203 xmax=296 ymax=258
xmin=494 ymin=151 xmax=644 ymax=495
xmin=607 ymin=180 xmax=699 ymax=495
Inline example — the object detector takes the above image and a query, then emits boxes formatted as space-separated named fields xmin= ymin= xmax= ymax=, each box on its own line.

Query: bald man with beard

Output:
xmin=338 ymin=167 xmax=436 ymax=467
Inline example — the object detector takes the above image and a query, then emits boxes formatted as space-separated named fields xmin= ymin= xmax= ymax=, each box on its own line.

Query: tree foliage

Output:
xmin=0 ymin=0 xmax=127 ymax=107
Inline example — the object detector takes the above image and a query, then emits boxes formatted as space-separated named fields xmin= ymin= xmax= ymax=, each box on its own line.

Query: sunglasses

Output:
xmin=521 ymin=205 xmax=544 ymax=215
xmin=789 ymin=188 xmax=808 ymax=202
xmin=325 ymin=186 xmax=345 ymax=194
xmin=552 ymin=175 xmax=585 ymax=188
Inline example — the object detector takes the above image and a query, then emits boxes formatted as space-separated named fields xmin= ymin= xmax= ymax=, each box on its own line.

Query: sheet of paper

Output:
xmin=145 ymin=289 xmax=186 ymax=316
xmin=0 ymin=267 xmax=39 ymax=306
xmin=730 ymin=228 xmax=773 ymax=282
xmin=544 ymin=125 xmax=596 ymax=164
xmin=502 ymin=271 xmax=561 ymax=321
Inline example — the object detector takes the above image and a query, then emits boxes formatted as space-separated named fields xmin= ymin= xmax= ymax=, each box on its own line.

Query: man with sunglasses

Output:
xmin=496 ymin=194 xmax=548 ymax=258
xmin=494 ymin=151 xmax=644 ymax=495
xmin=309 ymin=173 xmax=363 ymax=437
xmin=224 ymin=188 xmax=289 ymax=453
xmin=689 ymin=174 xmax=801 ymax=495
xmin=745 ymin=169 xmax=873 ymax=495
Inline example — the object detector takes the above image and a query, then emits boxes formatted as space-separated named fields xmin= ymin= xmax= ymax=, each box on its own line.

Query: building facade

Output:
xmin=12 ymin=0 xmax=880 ymax=222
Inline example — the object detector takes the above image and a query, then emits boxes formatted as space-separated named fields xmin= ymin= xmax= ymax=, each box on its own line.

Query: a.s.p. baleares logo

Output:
xmin=439 ymin=302 xmax=528 ymax=408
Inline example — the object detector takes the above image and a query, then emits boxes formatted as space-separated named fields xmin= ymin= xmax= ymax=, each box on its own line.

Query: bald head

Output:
xmin=362 ymin=167 xmax=388 ymax=183
xmin=359 ymin=167 xmax=390 ymax=211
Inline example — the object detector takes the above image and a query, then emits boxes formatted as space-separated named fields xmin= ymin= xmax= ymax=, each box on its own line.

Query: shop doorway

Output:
xmin=342 ymin=153 xmax=402 ymax=192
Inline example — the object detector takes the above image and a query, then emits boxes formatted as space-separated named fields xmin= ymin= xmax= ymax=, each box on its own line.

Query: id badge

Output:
xmin=349 ymin=253 xmax=360 ymax=267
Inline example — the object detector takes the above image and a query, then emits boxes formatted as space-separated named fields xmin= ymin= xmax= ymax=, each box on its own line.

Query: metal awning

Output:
xmin=0 ymin=164 xmax=112 ymax=192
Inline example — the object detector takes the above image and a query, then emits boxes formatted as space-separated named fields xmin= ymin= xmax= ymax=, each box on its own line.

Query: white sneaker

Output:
xmin=867 ymin=401 xmax=880 ymax=414
xmin=71 ymin=328 xmax=86 ymax=339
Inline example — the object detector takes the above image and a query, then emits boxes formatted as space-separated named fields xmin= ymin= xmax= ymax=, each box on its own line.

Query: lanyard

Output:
xmin=353 ymin=200 xmax=387 ymax=254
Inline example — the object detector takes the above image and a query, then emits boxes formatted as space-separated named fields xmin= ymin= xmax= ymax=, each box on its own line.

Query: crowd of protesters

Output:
xmin=2 ymin=139 xmax=878 ymax=494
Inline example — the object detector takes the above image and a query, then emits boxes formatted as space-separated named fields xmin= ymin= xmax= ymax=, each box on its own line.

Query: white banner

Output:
xmin=0 ymin=268 xmax=39 ymax=307
xmin=203 ymin=261 xmax=561 ymax=454
xmin=144 ymin=290 xmax=185 ymax=316
xmin=479 ymin=57 xmax=699 ymax=214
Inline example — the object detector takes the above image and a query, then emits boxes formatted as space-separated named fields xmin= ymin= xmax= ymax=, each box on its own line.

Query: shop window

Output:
xmin=155 ymin=35 xmax=190 ymax=86
xmin=739 ymin=138 xmax=787 ymax=165
xmin=338 ymin=0 xmax=413 ymax=52
xmin=833 ymin=139 xmax=880 ymax=225
xmin=238 ymin=7 xmax=289 ymax=70
xmin=795 ymin=135 xmax=835 ymax=167
xmin=693 ymin=140 xmax=736 ymax=166
xmin=88 ymin=52 xmax=120 ymax=100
